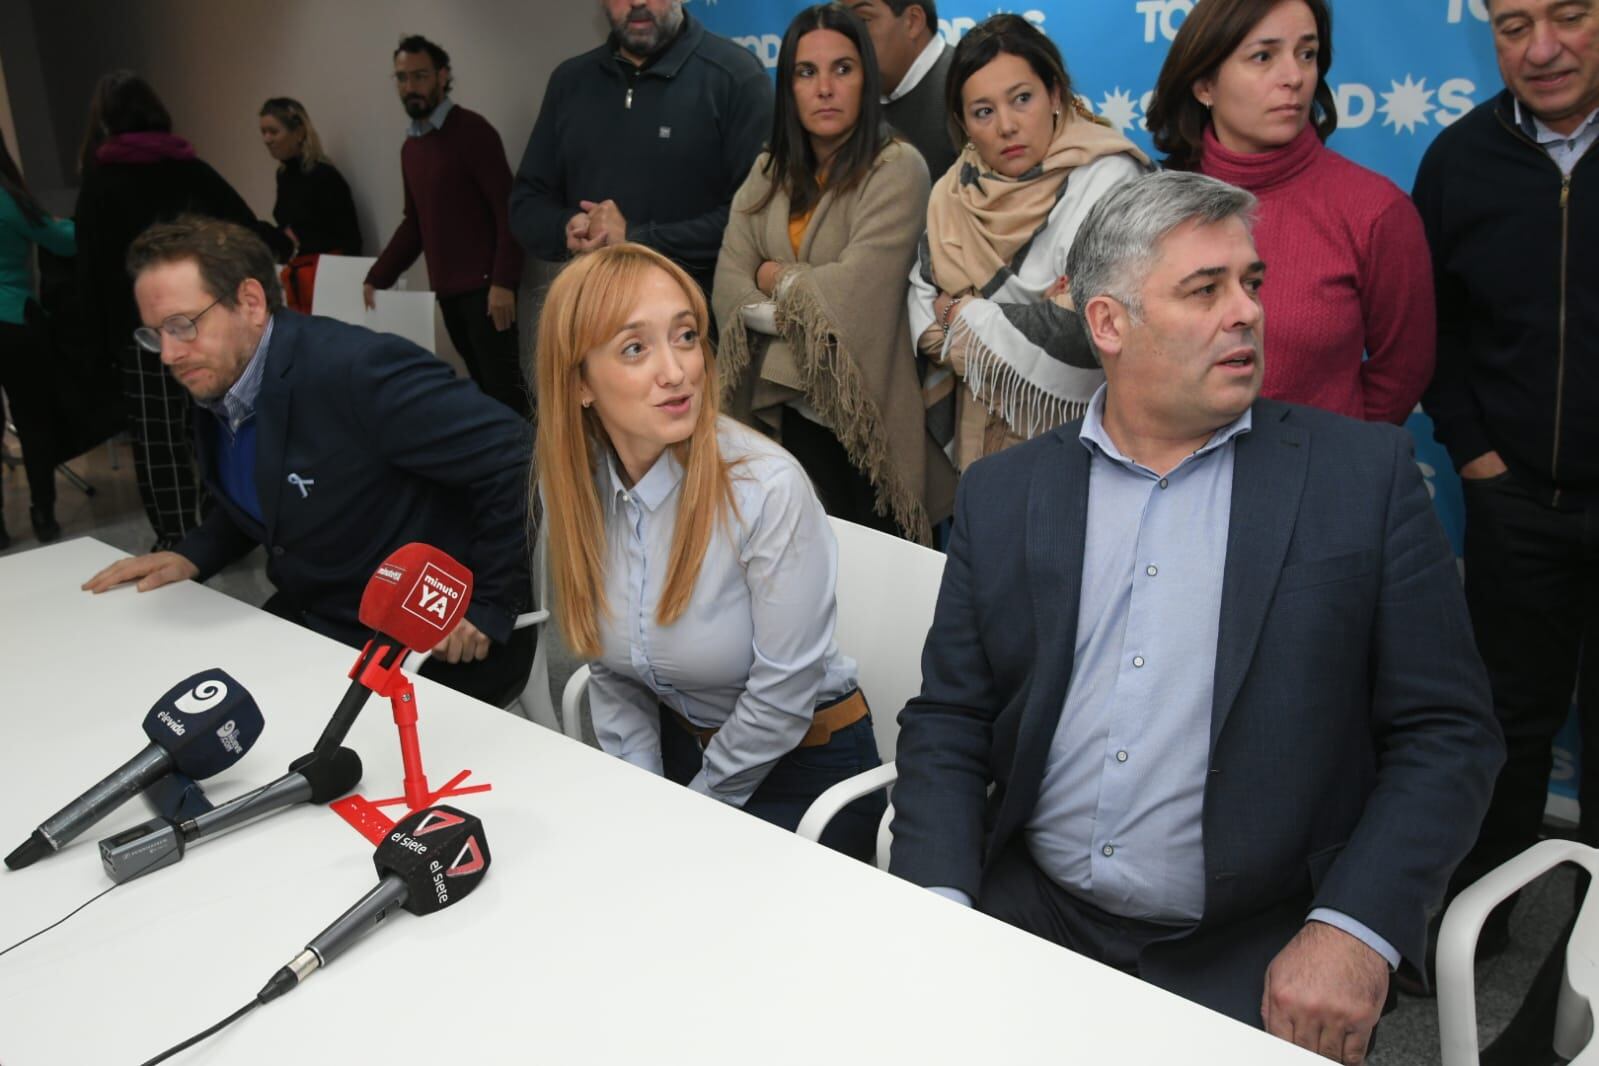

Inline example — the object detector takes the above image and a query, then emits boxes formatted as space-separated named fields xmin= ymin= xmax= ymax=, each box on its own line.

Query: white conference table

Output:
xmin=0 ymin=539 xmax=1319 ymax=1065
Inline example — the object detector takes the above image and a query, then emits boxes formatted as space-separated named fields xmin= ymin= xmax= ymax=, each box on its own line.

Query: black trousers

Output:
xmin=658 ymin=700 xmax=886 ymax=862
xmin=437 ymin=287 xmax=530 ymax=419
xmin=0 ymin=320 xmax=60 ymax=513
xmin=779 ymin=407 xmax=904 ymax=538
xmin=1454 ymin=472 xmax=1599 ymax=890
xmin=263 ymin=592 xmax=537 ymax=708
xmin=976 ymin=837 xmax=1189 ymax=976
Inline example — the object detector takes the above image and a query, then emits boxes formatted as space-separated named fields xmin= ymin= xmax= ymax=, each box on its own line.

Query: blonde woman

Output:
xmin=258 ymin=97 xmax=362 ymax=311
xmin=535 ymin=242 xmax=884 ymax=859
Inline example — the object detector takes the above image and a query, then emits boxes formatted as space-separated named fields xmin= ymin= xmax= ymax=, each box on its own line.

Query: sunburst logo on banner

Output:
xmin=1096 ymin=88 xmax=1140 ymax=135
xmin=1380 ymin=75 xmax=1437 ymax=135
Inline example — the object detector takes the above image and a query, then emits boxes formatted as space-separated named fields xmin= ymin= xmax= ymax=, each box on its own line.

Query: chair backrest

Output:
xmin=827 ymin=517 xmax=946 ymax=763
xmin=1437 ymin=837 xmax=1599 ymax=1066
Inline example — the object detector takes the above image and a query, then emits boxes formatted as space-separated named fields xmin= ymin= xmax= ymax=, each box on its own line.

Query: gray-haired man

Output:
xmin=888 ymin=171 xmax=1502 ymax=1061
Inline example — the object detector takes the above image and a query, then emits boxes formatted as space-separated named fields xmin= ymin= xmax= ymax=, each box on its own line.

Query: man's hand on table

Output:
xmin=1262 ymin=920 xmax=1388 ymax=1064
xmin=82 ymin=552 xmax=201 ymax=594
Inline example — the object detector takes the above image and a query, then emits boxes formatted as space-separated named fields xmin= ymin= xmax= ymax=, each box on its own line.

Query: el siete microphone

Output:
xmin=312 ymin=544 xmax=474 ymax=758
xmin=257 ymin=805 xmax=490 ymax=1003
xmin=5 ymin=670 xmax=264 ymax=871
xmin=97 ymin=747 xmax=362 ymax=885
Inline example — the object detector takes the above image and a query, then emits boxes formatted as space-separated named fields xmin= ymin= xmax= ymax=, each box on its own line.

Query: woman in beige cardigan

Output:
xmin=713 ymin=3 xmax=953 ymax=544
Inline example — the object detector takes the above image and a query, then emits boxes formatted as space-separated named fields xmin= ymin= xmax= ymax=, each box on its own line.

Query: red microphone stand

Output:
xmin=347 ymin=645 xmax=431 ymax=812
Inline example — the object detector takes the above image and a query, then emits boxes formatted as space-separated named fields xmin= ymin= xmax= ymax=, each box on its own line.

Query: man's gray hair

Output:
xmin=1066 ymin=171 xmax=1258 ymax=334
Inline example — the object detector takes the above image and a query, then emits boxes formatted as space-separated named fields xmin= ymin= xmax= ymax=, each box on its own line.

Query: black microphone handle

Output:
xmin=312 ymin=640 xmax=407 ymax=757
xmin=179 ymin=773 xmax=313 ymax=844
xmin=38 ymin=744 xmax=175 ymax=849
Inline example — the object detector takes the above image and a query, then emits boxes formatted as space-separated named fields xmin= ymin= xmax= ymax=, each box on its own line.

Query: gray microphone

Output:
xmin=99 ymin=748 xmax=362 ymax=884
xmin=5 ymin=670 xmax=265 ymax=871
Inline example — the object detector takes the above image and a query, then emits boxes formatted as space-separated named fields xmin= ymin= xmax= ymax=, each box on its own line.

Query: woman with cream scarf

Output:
xmin=910 ymin=15 xmax=1148 ymax=469
xmin=714 ymin=4 xmax=953 ymax=543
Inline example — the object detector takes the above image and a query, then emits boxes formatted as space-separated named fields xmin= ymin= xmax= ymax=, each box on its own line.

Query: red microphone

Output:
xmin=312 ymin=544 xmax=474 ymax=758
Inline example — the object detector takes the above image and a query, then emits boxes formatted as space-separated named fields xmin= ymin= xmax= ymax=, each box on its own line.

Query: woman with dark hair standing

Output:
xmin=0 ymin=133 xmax=75 ymax=548
xmin=1145 ymin=0 xmax=1433 ymax=424
xmin=713 ymin=3 xmax=953 ymax=544
xmin=258 ymin=97 xmax=362 ymax=312
xmin=74 ymin=70 xmax=256 ymax=549
xmin=908 ymin=14 xmax=1146 ymax=470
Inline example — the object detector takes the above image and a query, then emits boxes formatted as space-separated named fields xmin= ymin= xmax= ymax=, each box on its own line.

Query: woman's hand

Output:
xmin=933 ymin=291 xmax=965 ymax=330
xmin=756 ymin=260 xmax=784 ymax=296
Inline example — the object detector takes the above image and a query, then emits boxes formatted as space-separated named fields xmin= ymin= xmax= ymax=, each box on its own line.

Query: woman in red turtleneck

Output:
xmin=1146 ymin=0 xmax=1433 ymax=425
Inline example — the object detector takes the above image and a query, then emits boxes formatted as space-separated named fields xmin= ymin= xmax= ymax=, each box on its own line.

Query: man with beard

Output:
xmin=364 ymin=35 xmax=527 ymax=418
xmin=87 ymin=216 xmax=534 ymax=706
xmin=510 ymin=0 xmax=772 ymax=296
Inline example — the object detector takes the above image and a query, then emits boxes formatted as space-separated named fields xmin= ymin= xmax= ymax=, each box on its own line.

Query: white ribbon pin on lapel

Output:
xmin=287 ymin=473 xmax=315 ymax=499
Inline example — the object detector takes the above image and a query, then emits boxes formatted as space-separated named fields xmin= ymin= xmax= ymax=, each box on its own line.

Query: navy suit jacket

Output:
xmin=178 ymin=311 xmax=533 ymax=646
xmin=888 ymin=398 xmax=1504 ymax=1023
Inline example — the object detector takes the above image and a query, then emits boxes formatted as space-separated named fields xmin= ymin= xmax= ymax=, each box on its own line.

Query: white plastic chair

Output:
xmin=793 ymin=518 xmax=946 ymax=868
xmin=561 ymin=663 xmax=591 ymax=743
xmin=559 ymin=518 xmax=947 ymax=863
xmin=1437 ymin=837 xmax=1599 ymax=1065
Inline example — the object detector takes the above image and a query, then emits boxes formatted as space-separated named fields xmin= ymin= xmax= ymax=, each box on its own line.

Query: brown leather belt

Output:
xmin=669 ymin=688 xmax=869 ymax=750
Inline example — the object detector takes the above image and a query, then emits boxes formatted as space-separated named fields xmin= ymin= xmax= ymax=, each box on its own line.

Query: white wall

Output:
xmin=11 ymin=0 xmax=610 ymax=351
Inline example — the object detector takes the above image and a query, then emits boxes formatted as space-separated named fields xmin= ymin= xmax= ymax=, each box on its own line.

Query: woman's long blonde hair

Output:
xmin=534 ymin=244 xmax=735 ymax=659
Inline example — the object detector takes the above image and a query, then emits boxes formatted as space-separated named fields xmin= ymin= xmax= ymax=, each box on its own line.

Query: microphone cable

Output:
xmin=137 ymin=998 xmax=261 ymax=1066
xmin=0 ymin=881 xmax=121 ymax=959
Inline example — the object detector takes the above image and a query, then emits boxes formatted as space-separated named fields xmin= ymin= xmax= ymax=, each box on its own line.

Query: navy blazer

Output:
xmin=888 ymin=398 xmax=1503 ymax=1023
xmin=179 ymin=311 xmax=532 ymax=646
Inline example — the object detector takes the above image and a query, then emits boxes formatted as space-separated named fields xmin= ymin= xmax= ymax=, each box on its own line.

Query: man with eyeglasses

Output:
xmin=363 ymin=34 xmax=527 ymax=419
xmin=83 ymin=216 xmax=535 ymax=707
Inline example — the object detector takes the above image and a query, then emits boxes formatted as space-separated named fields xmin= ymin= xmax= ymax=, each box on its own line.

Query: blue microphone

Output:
xmin=4 ymin=669 xmax=265 ymax=870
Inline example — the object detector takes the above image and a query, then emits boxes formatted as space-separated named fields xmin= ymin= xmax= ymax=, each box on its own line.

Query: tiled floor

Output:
xmin=0 ymin=427 xmax=1573 ymax=1065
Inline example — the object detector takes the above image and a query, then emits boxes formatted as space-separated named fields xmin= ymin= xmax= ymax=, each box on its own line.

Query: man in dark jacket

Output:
xmin=85 ymin=217 xmax=534 ymax=707
xmin=889 ymin=172 xmax=1501 ymax=1059
xmin=1413 ymin=0 xmax=1599 ymax=966
xmin=510 ymin=1 xmax=772 ymax=296
xmin=850 ymin=0 xmax=957 ymax=180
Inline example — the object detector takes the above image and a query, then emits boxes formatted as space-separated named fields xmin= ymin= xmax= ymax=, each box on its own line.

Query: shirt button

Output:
xmin=1102 ymin=844 xmax=1115 ymax=857
xmin=1146 ymin=564 xmax=1158 ymax=577
xmin=1132 ymin=655 xmax=1145 ymax=668
xmin=1158 ymin=477 xmax=1169 ymax=489
xmin=1116 ymin=750 xmax=1129 ymax=763
xmin=271 ymin=546 xmax=285 ymax=557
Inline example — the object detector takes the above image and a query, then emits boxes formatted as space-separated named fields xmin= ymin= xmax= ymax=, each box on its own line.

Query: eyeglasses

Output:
xmin=133 ymin=298 xmax=222 ymax=353
xmin=393 ymin=70 xmax=436 ymax=86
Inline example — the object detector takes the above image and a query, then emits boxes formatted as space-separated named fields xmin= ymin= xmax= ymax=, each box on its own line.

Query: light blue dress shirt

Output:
xmin=938 ymin=386 xmax=1398 ymax=969
xmin=1514 ymin=99 xmax=1599 ymax=176
xmin=1026 ymin=385 xmax=1246 ymax=921
xmin=588 ymin=417 xmax=858 ymax=808
xmin=407 ymin=96 xmax=455 ymax=139
xmin=199 ymin=315 xmax=274 ymax=433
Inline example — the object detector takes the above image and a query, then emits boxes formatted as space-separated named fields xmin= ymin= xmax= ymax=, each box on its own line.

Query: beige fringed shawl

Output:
xmin=913 ymin=106 xmax=1148 ymax=468
xmin=712 ymin=141 xmax=953 ymax=542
